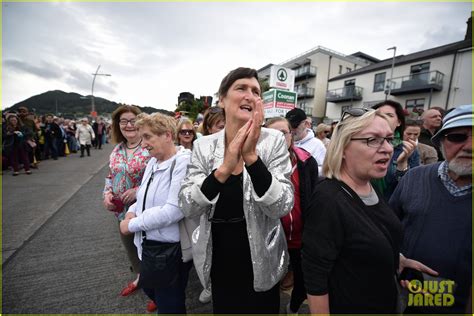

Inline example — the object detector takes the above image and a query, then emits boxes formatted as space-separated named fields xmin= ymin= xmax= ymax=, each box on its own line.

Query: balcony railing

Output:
xmin=294 ymin=65 xmax=317 ymax=80
xmin=386 ymin=70 xmax=444 ymax=95
xmin=296 ymin=87 xmax=315 ymax=98
xmin=326 ymin=86 xmax=363 ymax=103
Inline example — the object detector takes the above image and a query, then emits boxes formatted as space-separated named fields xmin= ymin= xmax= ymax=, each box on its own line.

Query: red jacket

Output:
xmin=281 ymin=146 xmax=318 ymax=249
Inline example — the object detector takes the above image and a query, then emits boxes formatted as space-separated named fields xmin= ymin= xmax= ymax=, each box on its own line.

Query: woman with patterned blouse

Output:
xmin=102 ymin=105 xmax=151 ymax=306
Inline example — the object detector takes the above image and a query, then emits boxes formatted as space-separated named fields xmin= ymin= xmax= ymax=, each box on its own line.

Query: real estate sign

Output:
xmin=263 ymin=89 xmax=297 ymax=118
xmin=269 ymin=65 xmax=295 ymax=91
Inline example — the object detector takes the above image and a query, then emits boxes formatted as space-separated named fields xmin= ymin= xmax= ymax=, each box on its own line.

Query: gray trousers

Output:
xmin=118 ymin=222 xmax=141 ymax=274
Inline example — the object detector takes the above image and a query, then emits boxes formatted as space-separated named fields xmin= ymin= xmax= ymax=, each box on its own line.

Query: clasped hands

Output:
xmin=214 ymin=99 xmax=264 ymax=183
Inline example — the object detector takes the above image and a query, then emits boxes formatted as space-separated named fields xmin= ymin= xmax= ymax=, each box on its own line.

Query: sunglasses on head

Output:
xmin=341 ymin=108 xmax=371 ymax=121
xmin=179 ymin=129 xmax=194 ymax=136
xmin=444 ymin=133 xmax=472 ymax=143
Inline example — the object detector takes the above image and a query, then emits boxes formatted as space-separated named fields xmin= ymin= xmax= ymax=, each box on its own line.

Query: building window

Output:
xmin=298 ymin=101 xmax=312 ymax=116
xmin=410 ymin=62 xmax=430 ymax=82
xmin=338 ymin=65 xmax=343 ymax=74
xmin=346 ymin=67 xmax=352 ymax=73
xmin=406 ymin=98 xmax=425 ymax=118
xmin=373 ymin=72 xmax=386 ymax=92
xmin=344 ymin=79 xmax=355 ymax=86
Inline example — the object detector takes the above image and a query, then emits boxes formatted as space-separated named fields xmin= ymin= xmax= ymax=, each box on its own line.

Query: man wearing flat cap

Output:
xmin=285 ymin=108 xmax=326 ymax=174
xmin=389 ymin=104 xmax=472 ymax=314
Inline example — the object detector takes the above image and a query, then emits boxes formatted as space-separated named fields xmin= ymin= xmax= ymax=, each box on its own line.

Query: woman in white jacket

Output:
xmin=120 ymin=112 xmax=192 ymax=314
xmin=75 ymin=118 xmax=95 ymax=157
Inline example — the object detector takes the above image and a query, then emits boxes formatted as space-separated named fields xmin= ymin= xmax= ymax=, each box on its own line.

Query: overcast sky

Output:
xmin=3 ymin=2 xmax=471 ymax=112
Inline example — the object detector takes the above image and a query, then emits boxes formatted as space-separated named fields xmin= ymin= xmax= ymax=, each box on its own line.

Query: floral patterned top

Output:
xmin=104 ymin=142 xmax=150 ymax=221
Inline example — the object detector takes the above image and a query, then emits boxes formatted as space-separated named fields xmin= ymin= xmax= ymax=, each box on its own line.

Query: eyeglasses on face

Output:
xmin=341 ymin=108 xmax=371 ymax=121
xmin=444 ymin=133 xmax=472 ymax=143
xmin=119 ymin=119 xmax=136 ymax=126
xmin=179 ymin=129 xmax=194 ymax=136
xmin=350 ymin=136 xmax=395 ymax=148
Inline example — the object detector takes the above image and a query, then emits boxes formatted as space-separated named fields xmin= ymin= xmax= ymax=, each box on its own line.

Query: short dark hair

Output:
xmin=405 ymin=119 xmax=422 ymax=128
xmin=218 ymin=67 xmax=259 ymax=98
xmin=111 ymin=104 xmax=142 ymax=144
xmin=372 ymin=100 xmax=405 ymax=135
xmin=202 ymin=106 xmax=225 ymax=136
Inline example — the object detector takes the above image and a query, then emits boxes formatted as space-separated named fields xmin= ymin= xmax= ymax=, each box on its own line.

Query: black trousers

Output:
xmin=288 ymin=248 xmax=307 ymax=313
xmin=80 ymin=144 xmax=91 ymax=156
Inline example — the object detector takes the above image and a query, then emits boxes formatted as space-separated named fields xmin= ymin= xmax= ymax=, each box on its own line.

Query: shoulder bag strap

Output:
xmin=141 ymin=158 xmax=176 ymax=239
xmin=141 ymin=171 xmax=154 ymax=239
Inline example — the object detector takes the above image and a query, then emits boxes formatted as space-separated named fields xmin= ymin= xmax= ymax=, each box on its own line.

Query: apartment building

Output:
xmin=258 ymin=46 xmax=377 ymax=122
xmin=325 ymin=16 xmax=472 ymax=121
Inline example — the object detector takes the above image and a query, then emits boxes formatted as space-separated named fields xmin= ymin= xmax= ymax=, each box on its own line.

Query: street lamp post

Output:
xmin=90 ymin=65 xmax=111 ymax=118
xmin=385 ymin=46 xmax=397 ymax=100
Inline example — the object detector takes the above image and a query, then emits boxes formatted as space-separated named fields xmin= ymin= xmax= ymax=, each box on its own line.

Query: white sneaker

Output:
xmin=286 ymin=302 xmax=298 ymax=315
xmin=199 ymin=288 xmax=212 ymax=304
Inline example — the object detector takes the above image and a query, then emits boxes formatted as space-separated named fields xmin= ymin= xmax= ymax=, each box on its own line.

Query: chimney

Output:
xmin=465 ymin=12 xmax=472 ymax=41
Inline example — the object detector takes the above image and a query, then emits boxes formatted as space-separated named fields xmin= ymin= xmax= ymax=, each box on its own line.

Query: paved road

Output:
xmin=2 ymin=143 xmax=304 ymax=313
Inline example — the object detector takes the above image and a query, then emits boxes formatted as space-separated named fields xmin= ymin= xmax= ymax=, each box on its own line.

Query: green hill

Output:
xmin=4 ymin=90 xmax=174 ymax=118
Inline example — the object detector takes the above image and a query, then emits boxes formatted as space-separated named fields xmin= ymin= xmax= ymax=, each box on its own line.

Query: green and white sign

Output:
xmin=263 ymin=89 xmax=297 ymax=118
xmin=269 ymin=65 xmax=295 ymax=91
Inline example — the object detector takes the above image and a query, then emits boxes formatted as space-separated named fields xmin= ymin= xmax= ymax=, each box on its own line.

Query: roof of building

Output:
xmin=280 ymin=45 xmax=372 ymax=69
xmin=329 ymin=39 xmax=472 ymax=82
xmin=349 ymin=51 xmax=381 ymax=64
xmin=257 ymin=63 xmax=274 ymax=72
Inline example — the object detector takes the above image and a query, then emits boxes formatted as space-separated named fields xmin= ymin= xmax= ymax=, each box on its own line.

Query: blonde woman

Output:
xmin=120 ymin=112 xmax=192 ymax=314
xmin=176 ymin=119 xmax=196 ymax=150
xmin=302 ymin=108 xmax=436 ymax=314
xmin=314 ymin=123 xmax=331 ymax=148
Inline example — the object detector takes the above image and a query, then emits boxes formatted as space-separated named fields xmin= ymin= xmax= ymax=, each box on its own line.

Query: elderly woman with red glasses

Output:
xmin=302 ymin=108 xmax=436 ymax=314
xmin=177 ymin=119 xmax=196 ymax=150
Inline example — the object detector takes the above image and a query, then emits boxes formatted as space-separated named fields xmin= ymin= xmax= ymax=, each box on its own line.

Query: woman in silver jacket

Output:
xmin=179 ymin=67 xmax=294 ymax=313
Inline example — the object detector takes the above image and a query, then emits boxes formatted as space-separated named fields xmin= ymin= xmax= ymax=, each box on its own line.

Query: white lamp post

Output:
xmin=90 ymin=65 xmax=111 ymax=117
xmin=385 ymin=46 xmax=397 ymax=100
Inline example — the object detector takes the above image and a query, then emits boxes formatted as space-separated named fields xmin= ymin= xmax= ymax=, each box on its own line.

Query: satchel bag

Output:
xmin=161 ymin=157 xmax=200 ymax=263
xmin=138 ymin=238 xmax=181 ymax=289
xmin=137 ymin=163 xmax=182 ymax=289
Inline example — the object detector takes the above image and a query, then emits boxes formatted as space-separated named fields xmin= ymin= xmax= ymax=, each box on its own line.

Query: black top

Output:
xmin=302 ymin=178 xmax=402 ymax=314
xmin=200 ymin=157 xmax=279 ymax=313
xmin=418 ymin=127 xmax=443 ymax=161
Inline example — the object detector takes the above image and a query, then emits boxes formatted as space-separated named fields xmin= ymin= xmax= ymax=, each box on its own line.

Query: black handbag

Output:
xmin=138 ymin=239 xmax=181 ymax=289
xmin=137 ymin=170 xmax=181 ymax=290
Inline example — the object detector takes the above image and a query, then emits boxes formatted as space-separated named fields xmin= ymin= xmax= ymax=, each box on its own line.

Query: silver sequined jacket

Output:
xmin=178 ymin=127 xmax=294 ymax=292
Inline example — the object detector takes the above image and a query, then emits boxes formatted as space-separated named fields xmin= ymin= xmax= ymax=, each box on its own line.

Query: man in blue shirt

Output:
xmin=390 ymin=105 xmax=472 ymax=314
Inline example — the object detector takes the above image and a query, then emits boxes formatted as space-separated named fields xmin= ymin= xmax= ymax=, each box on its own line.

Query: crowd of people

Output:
xmin=2 ymin=108 xmax=112 ymax=175
xmin=98 ymin=67 xmax=471 ymax=315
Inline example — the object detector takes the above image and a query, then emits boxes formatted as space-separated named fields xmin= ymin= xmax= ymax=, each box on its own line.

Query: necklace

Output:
xmin=125 ymin=139 xmax=142 ymax=150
